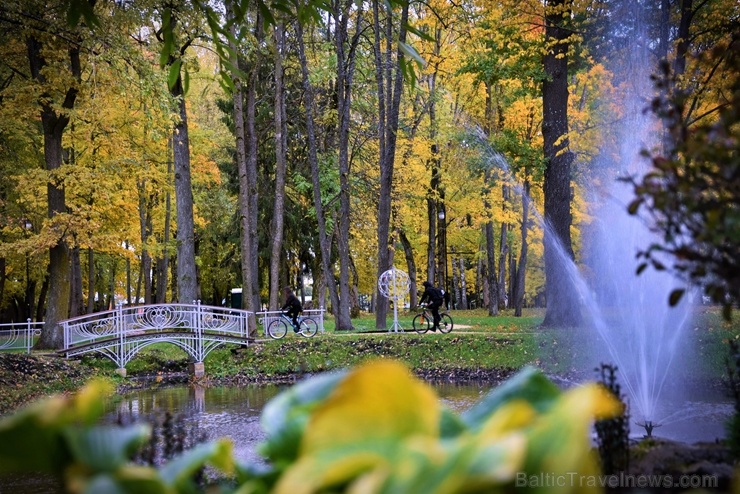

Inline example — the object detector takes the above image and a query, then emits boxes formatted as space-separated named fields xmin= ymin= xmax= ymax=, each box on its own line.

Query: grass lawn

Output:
xmin=333 ymin=307 xmax=544 ymax=334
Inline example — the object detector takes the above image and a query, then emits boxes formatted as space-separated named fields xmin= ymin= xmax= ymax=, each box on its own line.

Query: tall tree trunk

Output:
xmin=514 ymin=181 xmax=531 ymax=317
xmin=451 ymin=250 xmax=460 ymax=308
xmin=349 ymin=254 xmax=360 ymax=316
xmin=476 ymin=251 xmax=483 ymax=309
xmin=673 ymin=0 xmax=693 ymax=79
xmin=398 ymin=230 xmax=418 ymax=308
xmin=125 ymin=245 xmax=131 ymax=306
xmin=427 ymin=189 xmax=437 ymax=283
xmin=137 ymin=180 xmax=152 ymax=304
xmin=0 ymin=259 xmax=4 ymax=318
xmin=437 ymin=193 xmax=447 ymax=291
xmin=172 ymin=81 xmax=198 ymax=304
xmin=155 ymin=184 xmax=171 ymax=303
xmin=295 ymin=18 xmax=341 ymax=316
xmin=498 ymin=185 xmax=510 ymax=307
xmin=241 ymin=15 xmax=262 ymax=312
xmin=162 ymin=7 xmax=199 ymax=305
xmin=135 ymin=259 xmax=143 ymax=304
xmin=227 ymin=3 xmax=253 ymax=311
xmin=69 ymin=246 xmax=83 ymax=317
xmin=269 ymin=21 xmax=288 ymax=310
xmin=373 ymin=0 xmax=409 ymax=329
xmin=483 ymin=167 xmax=499 ymax=316
xmin=28 ymin=27 xmax=82 ymax=349
xmin=155 ymin=139 xmax=172 ymax=304
xmin=107 ymin=260 xmax=118 ymax=310
xmin=24 ymin=249 xmax=37 ymax=321
xmin=508 ymin=252 xmax=516 ymax=308
xmin=332 ymin=0 xmax=363 ymax=330
xmin=314 ymin=261 xmax=327 ymax=312
xmin=36 ymin=274 xmax=48 ymax=323
xmin=459 ymin=257 xmax=468 ymax=309
xmin=541 ymin=0 xmax=580 ymax=327
xmin=485 ymin=219 xmax=499 ymax=316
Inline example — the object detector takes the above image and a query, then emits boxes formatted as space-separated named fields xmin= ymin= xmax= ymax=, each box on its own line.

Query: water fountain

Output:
xmin=467 ymin=13 xmax=732 ymax=442
xmin=570 ymin=14 xmax=698 ymax=438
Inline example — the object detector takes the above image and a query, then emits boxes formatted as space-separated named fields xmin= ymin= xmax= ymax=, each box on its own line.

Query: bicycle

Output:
xmin=412 ymin=304 xmax=453 ymax=334
xmin=267 ymin=312 xmax=318 ymax=339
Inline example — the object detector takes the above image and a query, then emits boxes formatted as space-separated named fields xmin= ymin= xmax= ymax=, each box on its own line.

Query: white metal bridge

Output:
xmin=1 ymin=303 xmax=325 ymax=377
xmin=60 ymin=302 xmax=254 ymax=376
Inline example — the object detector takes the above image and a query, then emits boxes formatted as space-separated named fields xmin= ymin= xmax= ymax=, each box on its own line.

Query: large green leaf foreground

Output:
xmin=0 ymin=360 xmax=619 ymax=493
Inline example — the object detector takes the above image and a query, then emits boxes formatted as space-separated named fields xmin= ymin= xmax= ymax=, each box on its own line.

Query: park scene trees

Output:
xmin=0 ymin=0 xmax=737 ymax=348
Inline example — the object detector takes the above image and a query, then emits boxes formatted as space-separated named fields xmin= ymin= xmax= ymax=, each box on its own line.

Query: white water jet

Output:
xmin=468 ymin=10 xmax=700 ymax=434
xmin=574 ymin=10 xmax=698 ymax=431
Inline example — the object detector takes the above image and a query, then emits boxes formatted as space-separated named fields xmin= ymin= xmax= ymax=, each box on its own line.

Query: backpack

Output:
xmin=429 ymin=287 xmax=444 ymax=303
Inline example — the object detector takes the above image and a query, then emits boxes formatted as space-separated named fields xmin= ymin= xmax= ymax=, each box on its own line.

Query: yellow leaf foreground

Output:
xmin=271 ymin=359 xmax=621 ymax=494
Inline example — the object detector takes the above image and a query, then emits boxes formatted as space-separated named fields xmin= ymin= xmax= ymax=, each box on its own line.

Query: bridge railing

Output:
xmin=256 ymin=309 xmax=325 ymax=337
xmin=63 ymin=302 xmax=254 ymax=349
xmin=0 ymin=320 xmax=44 ymax=353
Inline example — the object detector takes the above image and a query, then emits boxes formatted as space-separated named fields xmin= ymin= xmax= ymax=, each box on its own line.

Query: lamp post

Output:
xmin=22 ymin=219 xmax=33 ymax=320
xmin=437 ymin=205 xmax=447 ymax=292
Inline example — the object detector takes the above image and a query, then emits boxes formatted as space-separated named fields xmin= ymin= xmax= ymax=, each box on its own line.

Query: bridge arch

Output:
xmin=60 ymin=302 xmax=255 ymax=377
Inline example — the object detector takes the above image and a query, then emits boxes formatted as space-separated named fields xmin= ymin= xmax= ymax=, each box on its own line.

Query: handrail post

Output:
xmin=63 ymin=317 xmax=69 ymax=351
xmin=115 ymin=303 xmax=127 ymax=377
xmin=26 ymin=318 xmax=32 ymax=354
xmin=189 ymin=300 xmax=205 ymax=378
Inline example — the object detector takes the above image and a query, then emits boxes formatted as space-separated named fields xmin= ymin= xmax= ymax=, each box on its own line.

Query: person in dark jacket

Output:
xmin=281 ymin=287 xmax=303 ymax=331
xmin=419 ymin=280 xmax=444 ymax=331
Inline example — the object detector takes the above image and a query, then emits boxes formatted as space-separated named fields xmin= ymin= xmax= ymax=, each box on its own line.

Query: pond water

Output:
xmin=104 ymin=380 xmax=732 ymax=467
xmin=0 ymin=380 xmax=732 ymax=493
xmin=103 ymin=380 xmax=494 ymax=466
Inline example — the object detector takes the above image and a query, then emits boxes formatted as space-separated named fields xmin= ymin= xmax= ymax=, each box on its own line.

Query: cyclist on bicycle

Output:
xmin=281 ymin=287 xmax=303 ymax=332
xmin=419 ymin=280 xmax=444 ymax=331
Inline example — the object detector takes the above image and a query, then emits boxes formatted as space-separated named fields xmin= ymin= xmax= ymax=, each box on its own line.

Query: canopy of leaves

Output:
xmin=627 ymin=34 xmax=740 ymax=320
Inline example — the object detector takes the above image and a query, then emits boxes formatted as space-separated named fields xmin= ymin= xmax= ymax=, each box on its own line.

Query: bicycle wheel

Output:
xmin=438 ymin=313 xmax=454 ymax=333
xmin=267 ymin=319 xmax=288 ymax=339
xmin=299 ymin=318 xmax=318 ymax=337
xmin=412 ymin=313 xmax=430 ymax=334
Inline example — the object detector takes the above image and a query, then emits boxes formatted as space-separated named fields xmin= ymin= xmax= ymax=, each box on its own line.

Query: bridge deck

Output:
xmin=59 ymin=331 xmax=255 ymax=358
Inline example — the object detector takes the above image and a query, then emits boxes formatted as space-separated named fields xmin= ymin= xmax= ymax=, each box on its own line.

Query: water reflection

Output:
xmin=105 ymin=384 xmax=286 ymax=465
xmin=107 ymin=381 xmax=732 ymax=467
xmin=104 ymin=382 xmax=499 ymax=465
